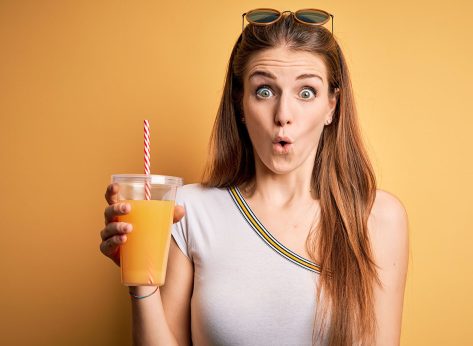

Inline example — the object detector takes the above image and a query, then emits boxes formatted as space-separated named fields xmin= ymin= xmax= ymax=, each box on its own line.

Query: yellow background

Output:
xmin=1 ymin=0 xmax=472 ymax=345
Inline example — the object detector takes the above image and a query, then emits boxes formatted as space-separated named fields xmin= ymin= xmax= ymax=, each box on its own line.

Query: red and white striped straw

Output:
xmin=144 ymin=119 xmax=151 ymax=200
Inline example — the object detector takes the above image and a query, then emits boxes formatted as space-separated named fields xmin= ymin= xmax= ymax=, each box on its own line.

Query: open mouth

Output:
xmin=273 ymin=135 xmax=293 ymax=145
xmin=273 ymin=140 xmax=293 ymax=154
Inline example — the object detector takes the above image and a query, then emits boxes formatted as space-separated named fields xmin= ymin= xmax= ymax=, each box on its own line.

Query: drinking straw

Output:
xmin=144 ymin=119 xmax=151 ymax=200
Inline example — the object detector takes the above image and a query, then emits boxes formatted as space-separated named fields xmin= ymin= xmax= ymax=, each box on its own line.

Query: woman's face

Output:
xmin=242 ymin=46 xmax=337 ymax=176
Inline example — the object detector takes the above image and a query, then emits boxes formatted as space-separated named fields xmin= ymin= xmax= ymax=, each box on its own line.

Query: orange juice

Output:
xmin=118 ymin=199 xmax=174 ymax=286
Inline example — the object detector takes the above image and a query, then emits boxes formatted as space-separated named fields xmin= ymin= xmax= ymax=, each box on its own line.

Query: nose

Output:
xmin=274 ymin=94 xmax=293 ymax=127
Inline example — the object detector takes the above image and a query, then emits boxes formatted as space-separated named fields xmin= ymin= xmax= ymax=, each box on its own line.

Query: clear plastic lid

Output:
xmin=111 ymin=174 xmax=183 ymax=187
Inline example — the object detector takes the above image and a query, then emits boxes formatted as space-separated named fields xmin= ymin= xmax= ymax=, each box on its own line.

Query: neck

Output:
xmin=243 ymin=155 xmax=316 ymax=207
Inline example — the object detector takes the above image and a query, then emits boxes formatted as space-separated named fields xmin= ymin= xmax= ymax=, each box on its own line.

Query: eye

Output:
xmin=299 ymin=87 xmax=316 ymax=99
xmin=256 ymin=86 xmax=274 ymax=99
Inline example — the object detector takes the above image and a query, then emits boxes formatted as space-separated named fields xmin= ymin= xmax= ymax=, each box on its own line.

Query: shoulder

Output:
xmin=368 ymin=189 xmax=409 ymax=277
xmin=370 ymin=190 xmax=407 ymax=224
xmin=175 ymin=183 xmax=231 ymax=207
xmin=176 ymin=183 xmax=225 ymax=199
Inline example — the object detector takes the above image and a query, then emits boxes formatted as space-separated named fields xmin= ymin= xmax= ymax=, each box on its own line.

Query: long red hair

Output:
xmin=202 ymin=14 xmax=379 ymax=345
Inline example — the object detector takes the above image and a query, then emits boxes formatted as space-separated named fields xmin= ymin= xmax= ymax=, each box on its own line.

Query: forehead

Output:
xmin=244 ymin=46 xmax=328 ymax=81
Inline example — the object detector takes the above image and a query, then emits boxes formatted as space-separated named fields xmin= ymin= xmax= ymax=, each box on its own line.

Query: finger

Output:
xmin=100 ymin=234 xmax=126 ymax=258
xmin=105 ymin=183 xmax=120 ymax=205
xmin=104 ymin=202 xmax=131 ymax=224
xmin=100 ymin=222 xmax=133 ymax=241
xmin=173 ymin=205 xmax=185 ymax=223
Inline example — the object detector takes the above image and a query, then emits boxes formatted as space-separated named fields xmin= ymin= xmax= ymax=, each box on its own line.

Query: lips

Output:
xmin=272 ymin=135 xmax=294 ymax=154
xmin=272 ymin=136 xmax=294 ymax=145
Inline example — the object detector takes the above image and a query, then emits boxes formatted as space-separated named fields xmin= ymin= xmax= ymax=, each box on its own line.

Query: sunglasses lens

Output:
xmin=295 ymin=10 xmax=330 ymax=24
xmin=247 ymin=9 xmax=280 ymax=24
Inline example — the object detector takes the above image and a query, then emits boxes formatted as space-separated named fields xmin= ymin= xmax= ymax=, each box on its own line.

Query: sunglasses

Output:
xmin=242 ymin=8 xmax=334 ymax=34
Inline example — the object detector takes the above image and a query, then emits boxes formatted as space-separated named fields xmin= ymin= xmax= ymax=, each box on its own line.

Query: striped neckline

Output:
xmin=228 ymin=186 xmax=321 ymax=274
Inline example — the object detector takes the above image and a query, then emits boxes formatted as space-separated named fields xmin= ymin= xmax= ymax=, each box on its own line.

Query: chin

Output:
xmin=267 ymin=158 xmax=298 ymax=175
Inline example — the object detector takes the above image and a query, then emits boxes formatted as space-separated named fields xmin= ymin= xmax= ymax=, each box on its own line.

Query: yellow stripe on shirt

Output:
xmin=229 ymin=186 xmax=321 ymax=274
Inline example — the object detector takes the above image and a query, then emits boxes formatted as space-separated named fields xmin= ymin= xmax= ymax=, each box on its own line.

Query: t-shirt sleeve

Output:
xmin=171 ymin=187 xmax=192 ymax=260
xmin=171 ymin=216 xmax=191 ymax=260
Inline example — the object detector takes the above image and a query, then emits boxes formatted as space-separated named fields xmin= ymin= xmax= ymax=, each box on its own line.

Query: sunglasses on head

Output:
xmin=242 ymin=8 xmax=334 ymax=34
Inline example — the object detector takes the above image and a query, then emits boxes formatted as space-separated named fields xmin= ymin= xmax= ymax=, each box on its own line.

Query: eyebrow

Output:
xmin=248 ymin=70 xmax=324 ymax=83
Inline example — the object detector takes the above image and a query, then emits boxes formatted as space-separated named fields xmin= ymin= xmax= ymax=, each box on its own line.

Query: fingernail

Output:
xmin=124 ymin=224 xmax=132 ymax=232
xmin=121 ymin=204 xmax=127 ymax=212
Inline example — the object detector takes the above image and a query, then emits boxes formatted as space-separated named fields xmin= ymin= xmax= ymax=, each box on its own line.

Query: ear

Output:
xmin=326 ymin=88 xmax=339 ymax=124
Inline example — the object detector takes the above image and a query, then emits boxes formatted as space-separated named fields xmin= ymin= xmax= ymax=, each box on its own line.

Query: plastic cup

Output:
xmin=111 ymin=174 xmax=183 ymax=286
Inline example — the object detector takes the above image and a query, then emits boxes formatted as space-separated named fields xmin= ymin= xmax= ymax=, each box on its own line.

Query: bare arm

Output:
xmin=369 ymin=190 xmax=409 ymax=346
xmin=130 ymin=240 xmax=193 ymax=346
xmin=160 ymin=239 xmax=194 ymax=346
xmin=100 ymin=183 xmax=193 ymax=346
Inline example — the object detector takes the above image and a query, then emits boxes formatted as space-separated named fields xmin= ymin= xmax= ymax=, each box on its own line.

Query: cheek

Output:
xmin=294 ymin=112 xmax=326 ymax=146
xmin=298 ymin=106 xmax=326 ymax=129
xmin=245 ymin=117 xmax=268 ymax=144
xmin=300 ymin=121 xmax=324 ymax=143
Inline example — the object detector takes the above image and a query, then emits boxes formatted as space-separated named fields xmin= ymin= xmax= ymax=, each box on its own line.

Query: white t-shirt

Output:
xmin=172 ymin=184 xmax=323 ymax=346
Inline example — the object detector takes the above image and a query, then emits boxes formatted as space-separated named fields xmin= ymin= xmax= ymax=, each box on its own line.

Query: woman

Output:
xmin=100 ymin=10 xmax=408 ymax=345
